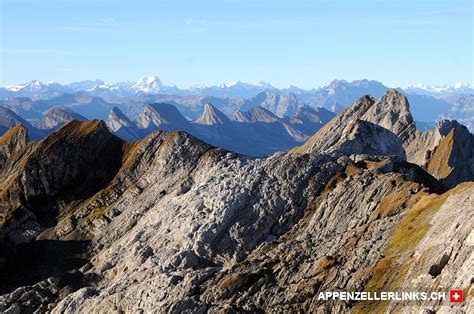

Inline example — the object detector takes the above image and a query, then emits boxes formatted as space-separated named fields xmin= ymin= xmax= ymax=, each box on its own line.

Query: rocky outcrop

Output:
xmin=106 ymin=107 xmax=142 ymax=141
xmin=292 ymin=95 xmax=375 ymax=153
xmin=2 ymin=99 xmax=335 ymax=157
xmin=137 ymin=103 xmax=197 ymax=135
xmin=0 ymin=106 xmax=44 ymax=139
xmin=386 ymin=182 xmax=473 ymax=313
xmin=0 ymin=125 xmax=29 ymax=172
xmin=240 ymin=92 xmax=306 ymax=118
xmin=283 ymin=106 xmax=335 ymax=136
xmin=361 ymin=88 xmax=417 ymax=144
xmin=299 ymin=88 xmax=473 ymax=188
xmin=403 ymin=127 xmax=440 ymax=166
xmin=325 ymin=120 xmax=406 ymax=159
xmin=424 ymin=120 xmax=474 ymax=187
xmin=188 ymin=180 xmax=472 ymax=313
xmin=0 ymin=89 xmax=472 ymax=313
xmin=403 ymin=119 xmax=474 ymax=188
xmin=37 ymin=107 xmax=86 ymax=130
xmin=0 ymin=120 xmax=124 ymax=243
xmin=234 ymin=106 xmax=281 ymax=123
xmin=195 ymin=103 xmax=230 ymax=125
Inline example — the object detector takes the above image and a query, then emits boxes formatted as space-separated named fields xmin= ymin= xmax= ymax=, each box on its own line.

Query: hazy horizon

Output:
xmin=1 ymin=0 xmax=472 ymax=88
xmin=2 ymin=75 xmax=473 ymax=91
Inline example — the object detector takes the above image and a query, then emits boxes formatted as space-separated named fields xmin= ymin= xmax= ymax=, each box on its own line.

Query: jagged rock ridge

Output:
xmin=0 ymin=89 xmax=472 ymax=313
xmin=37 ymin=107 xmax=87 ymax=130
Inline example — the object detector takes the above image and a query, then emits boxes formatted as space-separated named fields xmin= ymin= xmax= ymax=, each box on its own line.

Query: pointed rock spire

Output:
xmin=195 ymin=103 xmax=230 ymax=125
xmin=38 ymin=107 xmax=86 ymax=130
xmin=362 ymin=88 xmax=417 ymax=143
xmin=107 ymin=107 xmax=136 ymax=131
xmin=107 ymin=107 xmax=142 ymax=141
xmin=293 ymin=94 xmax=375 ymax=153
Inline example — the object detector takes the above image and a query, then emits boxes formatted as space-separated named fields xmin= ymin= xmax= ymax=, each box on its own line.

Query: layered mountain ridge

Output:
xmin=36 ymin=107 xmax=87 ymax=130
xmin=0 ymin=89 xmax=472 ymax=312
xmin=2 ymin=77 xmax=472 ymax=132
xmin=0 ymin=99 xmax=334 ymax=157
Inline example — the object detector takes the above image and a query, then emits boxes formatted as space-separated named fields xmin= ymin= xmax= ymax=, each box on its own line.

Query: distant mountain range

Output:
xmin=1 ymin=77 xmax=472 ymax=153
xmin=1 ymin=88 xmax=472 ymax=312
xmin=3 ymin=77 xmax=472 ymax=100
xmin=0 ymin=99 xmax=335 ymax=156
xmin=403 ymin=82 xmax=474 ymax=96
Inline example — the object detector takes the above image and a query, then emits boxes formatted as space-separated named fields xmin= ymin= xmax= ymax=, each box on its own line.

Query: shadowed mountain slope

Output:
xmin=0 ymin=89 xmax=472 ymax=312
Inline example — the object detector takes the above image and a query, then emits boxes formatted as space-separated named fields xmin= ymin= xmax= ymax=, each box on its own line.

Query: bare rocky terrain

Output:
xmin=0 ymin=89 xmax=472 ymax=313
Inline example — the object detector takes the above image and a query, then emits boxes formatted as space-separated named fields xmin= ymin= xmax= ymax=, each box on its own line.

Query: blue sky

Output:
xmin=0 ymin=0 xmax=472 ymax=88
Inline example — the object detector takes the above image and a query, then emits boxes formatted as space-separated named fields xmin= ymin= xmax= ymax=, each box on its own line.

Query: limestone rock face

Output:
xmin=195 ymin=103 xmax=230 ymax=125
xmin=240 ymin=92 xmax=306 ymax=118
xmin=106 ymin=107 xmax=142 ymax=141
xmin=403 ymin=119 xmax=474 ymax=187
xmin=293 ymin=93 xmax=406 ymax=160
xmin=403 ymin=127 xmax=440 ymax=166
xmin=325 ymin=120 xmax=406 ymax=159
xmin=0 ymin=106 xmax=44 ymax=139
xmin=0 ymin=88 xmax=472 ymax=313
xmin=0 ymin=125 xmax=29 ymax=171
xmin=194 ymin=169 xmax=471 ymax=314
xmin=386 ymin=182 xmax=474 ymax=313
xmin=238 ymin=106 xmax=281 ymax=123
xmin=37 ymin=107 xmax=86 ymax=130
xmin=0 ymin=120 xmax=124 ymax=244
xmin=137 ymin=103 xmax=197 ymax=135
xmin=293 ymin=95 xmax=375 ymax=154
xmin=424 ymin=120 xmax=474 ymax=187
xmin=362 ymin=88 xmax=417 ymax=144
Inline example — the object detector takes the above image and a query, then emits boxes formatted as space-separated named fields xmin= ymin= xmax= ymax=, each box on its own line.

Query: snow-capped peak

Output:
xmin=189 ymin=84 xmax=207 ymax=90
xmin=132 ymin=76 xmax=163 ymax=93
xmin=5 ymin=84 xmax=26 ymax=92
xmin=87 ymin=83 xmax=117 ymax=91
xmin=403 ymin=82 xmax=473 ymax=95
xmin=218 ymin=81 xmax=240 ymax=88
xmin=217 ymin=81 xmax=273 ymax=89
xmin=405 ymin=82 xmax=473 ymax=91
xmin=5 ymin=80 xmax=45 ymax=92
xmin=252 ymin=81 xmax=273 ymax=88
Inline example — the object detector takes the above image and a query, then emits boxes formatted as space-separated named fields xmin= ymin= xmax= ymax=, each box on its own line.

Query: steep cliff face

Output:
xmin=361 ymin=89 xmax=417 ymax=144
xmin=0 ymin=106 xmax=45 ymax=139
xmin=195 ymin=103 xmax=231 ymax=125
xmin=106 ymin=107 xmax=142 ymax=141
xmin=240 ymin=92 xmax=306 ymax=118
xmin=0 ymin=89 xmax=472 ymax=313
xmin=137 ymin=103 xmax=197 ymax=135
xmin=424 ymin=120 xmax=474 ymax=187
xmin=0 ymin=125 xmax=29 ymax=172
xmin=292 ymin=95 xmax=375 ymax=154
xmin=36 ymin=107 xmax=86 ymax=130
xmin=0 ymin=120 xmax=124 ymax=244
xmin=300 ymin=87 xmax=474 ymax=188
xmin=402 ymin=119 xmax=474 ymax=188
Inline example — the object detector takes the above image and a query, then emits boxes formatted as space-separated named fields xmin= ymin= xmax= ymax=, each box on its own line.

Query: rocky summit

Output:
xmin=0 ymin=89 xmax=472 ymax=313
